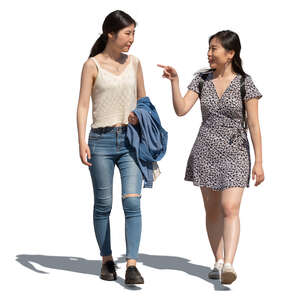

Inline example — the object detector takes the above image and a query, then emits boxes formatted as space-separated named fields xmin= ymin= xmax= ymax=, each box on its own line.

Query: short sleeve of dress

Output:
xmin=244 ymin=75 xmax=263 ymax=102
xmin=187 ymin=74 xmax=202 ymax=94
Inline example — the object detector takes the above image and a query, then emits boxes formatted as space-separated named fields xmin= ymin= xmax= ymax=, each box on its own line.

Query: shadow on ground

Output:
xmin=16 ymin=253 xmax=230 ymax=291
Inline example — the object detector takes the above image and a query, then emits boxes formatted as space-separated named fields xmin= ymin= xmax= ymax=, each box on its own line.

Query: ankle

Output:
xmin=224 ymin=262 xmax=233 ymax=267
xmin=126 ymin=259 xmax=136 ymax=268
xmin=216 ymin=258 xmax=224 ymax=264
xmin=102 ymin=255 xmax=113 ymax=264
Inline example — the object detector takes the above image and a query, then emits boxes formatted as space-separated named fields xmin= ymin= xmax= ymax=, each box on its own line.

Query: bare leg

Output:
xmin=200 ymin=187 xmax=224 ymax=261
xmin=127 ymin=259 xmax=136 ymax=267
xmin=102 ymin=255 xmax=114 ymax=263
xmin=221 ymin=187 xmax=244 ymax=264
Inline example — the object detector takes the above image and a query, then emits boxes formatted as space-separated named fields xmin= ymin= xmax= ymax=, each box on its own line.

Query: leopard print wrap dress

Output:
xmin=184 ymin=71 xmax=262 ymax=191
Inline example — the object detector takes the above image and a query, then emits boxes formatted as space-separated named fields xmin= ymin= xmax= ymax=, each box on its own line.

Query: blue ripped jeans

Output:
xmin=87 ymin=125 xmax=143 ymax=260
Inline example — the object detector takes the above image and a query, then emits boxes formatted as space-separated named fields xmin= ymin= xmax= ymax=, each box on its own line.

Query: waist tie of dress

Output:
xmin=201 ymin=113 xmax=248 ymax=145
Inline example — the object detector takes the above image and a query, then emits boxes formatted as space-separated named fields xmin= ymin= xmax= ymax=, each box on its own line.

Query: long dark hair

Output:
xmin=208 ymin=30 xmax=247 ymax=77
xmin=89 ymin=10 xmax=137 ymax=58
xmin=194 ymin=30 xmax=249 ymax=129
xmin=208 ymin=30 xmax=249 ymax=129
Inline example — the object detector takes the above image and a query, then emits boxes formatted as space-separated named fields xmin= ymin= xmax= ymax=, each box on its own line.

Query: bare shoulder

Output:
xmin=83 ymin=57 xmax=98 ymax=76
xmin=85 ymin=56 xmax=98 ymax=68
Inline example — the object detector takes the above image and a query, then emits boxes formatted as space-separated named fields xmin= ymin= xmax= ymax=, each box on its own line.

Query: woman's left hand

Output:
xmin=128 ymin=111 xmax=138 ymax=125
xmin=252 ymin=162 xmax=265 ymax=186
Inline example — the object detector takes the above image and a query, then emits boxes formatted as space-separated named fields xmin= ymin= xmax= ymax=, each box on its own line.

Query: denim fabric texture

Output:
xmin=87 ymin=125 xmax=143 ymax=259
xmin=127 ymin=96 xmax=168 ymax=188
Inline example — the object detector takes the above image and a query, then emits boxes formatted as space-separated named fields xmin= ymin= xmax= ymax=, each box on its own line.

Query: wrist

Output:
xmin=79 ymin=140 xmax=87 ymax=146
xmin=171 ymin=76 xmax=179 ymax=84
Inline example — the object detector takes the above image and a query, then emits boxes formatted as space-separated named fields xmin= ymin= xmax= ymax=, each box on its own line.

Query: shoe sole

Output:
xmin=125 ymin=279 xmax=144 ymax=285
xmin=100 ymin=274 xmax=117 ymax=281
xmin=221 ymin=271 xmax=237 ymax=284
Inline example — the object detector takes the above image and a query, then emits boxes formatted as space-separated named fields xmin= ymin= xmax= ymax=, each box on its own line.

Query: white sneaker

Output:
xmin=221 ymin=263 xmax=237 ymax=284
xmin=208 ymin=261 xmax=223 ymax=280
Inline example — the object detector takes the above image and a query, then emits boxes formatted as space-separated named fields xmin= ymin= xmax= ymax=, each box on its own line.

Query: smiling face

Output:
xmin=208 ymin=37 xmax=235 ymax=69
xmin=108 ymin=23 xmax=135 ymax=52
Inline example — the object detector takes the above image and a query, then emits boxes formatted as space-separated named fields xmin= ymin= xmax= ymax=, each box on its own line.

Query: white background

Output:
xmin=1 ymin=0 xmax=286 ymax=299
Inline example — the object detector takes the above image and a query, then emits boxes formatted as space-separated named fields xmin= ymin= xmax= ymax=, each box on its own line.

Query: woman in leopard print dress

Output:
xmin=158 ymin=30 xmax=264 ymax=284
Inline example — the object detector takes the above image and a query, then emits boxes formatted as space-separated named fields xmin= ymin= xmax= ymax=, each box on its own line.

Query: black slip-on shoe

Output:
xmin=125 ymin=266 xmax=144 ymax=285
xmin=100 ymin=260 xmax=117 ymax=281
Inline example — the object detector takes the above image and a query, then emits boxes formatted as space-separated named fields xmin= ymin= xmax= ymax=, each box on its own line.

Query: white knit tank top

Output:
xmin=90 ymin=54 xmax=138 ymax=128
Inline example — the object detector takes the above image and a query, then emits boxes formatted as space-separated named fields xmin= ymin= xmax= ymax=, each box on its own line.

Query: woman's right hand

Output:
xmin=79 ymin=142 xmax=92 ymax=166
xmin=157 ymin=64 xmax=178 ymax=81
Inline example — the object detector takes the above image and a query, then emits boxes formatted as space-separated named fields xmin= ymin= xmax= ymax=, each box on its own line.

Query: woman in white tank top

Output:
xmin=76 ymin=10 xmax=146 ymax=285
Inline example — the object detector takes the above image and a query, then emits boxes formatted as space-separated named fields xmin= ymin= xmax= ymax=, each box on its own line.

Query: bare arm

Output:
xmin=245 ymin=98 xmax=265 ymax=185
xmin=76 ymin=58 xmax=97 ymax=166
xmin=170 ymin=77 xmax=199 ymax=116
xmin=128 ymin=56 xmax=146 ymax=125
xmin=158 ymin=64 xmax=199 ymax=116
xmin=136 ymin=58 xmax=146 ymax=99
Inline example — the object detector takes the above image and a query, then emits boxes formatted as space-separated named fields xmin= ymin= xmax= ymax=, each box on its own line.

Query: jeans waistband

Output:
xmin=91 ymin=125 xmax=128 ymax=134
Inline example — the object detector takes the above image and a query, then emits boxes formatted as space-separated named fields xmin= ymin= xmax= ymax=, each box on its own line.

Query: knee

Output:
xmin=222 ymin=205 xmax=239 ymax=218
xmin=122 ymin=194 xmax=141 ymax=216
xmin=93 ymin=186 xmax=113 ymax=215
xmin=205 ymin=207 xmax=222 ymax=223
xmin=206 ymin=210 xmax=222 ymax=223
xmin=122 ymin=193 xmax=141 ymax=203
xmin=94 ymin=197 xmax=112 ymax=217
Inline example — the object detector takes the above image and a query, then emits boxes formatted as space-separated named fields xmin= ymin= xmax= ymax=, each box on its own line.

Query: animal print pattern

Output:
xmin=184 ymin=71 xmax=262 ymax=191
